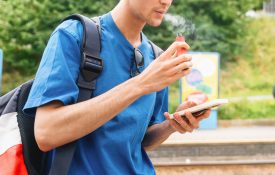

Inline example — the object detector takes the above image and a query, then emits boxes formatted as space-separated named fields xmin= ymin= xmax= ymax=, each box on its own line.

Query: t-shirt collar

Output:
xmin=104 ymin=12 xmax=147 ymax=51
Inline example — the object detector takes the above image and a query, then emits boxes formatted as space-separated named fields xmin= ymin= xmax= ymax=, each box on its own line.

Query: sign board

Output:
xmin=180 ymin=52 xmax=220 ymax=129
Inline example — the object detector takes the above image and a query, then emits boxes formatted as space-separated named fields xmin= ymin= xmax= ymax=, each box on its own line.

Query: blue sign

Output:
xmin=0 ymin=49 xmax=2 ymax=94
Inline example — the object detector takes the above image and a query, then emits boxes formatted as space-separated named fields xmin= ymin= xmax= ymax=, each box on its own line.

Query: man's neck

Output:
xmin=111 ymin=1 xmax=146 ymax=48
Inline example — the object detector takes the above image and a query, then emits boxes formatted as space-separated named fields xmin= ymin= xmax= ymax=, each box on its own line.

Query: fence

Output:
xmin=263 ymin=0 xmax=275 ymax=16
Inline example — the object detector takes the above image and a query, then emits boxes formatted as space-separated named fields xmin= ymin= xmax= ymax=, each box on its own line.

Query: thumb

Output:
xmin=187 ymin=100 xmax=198 ymax=107
xmin=164 ymin=112 xmax=171 ymax=120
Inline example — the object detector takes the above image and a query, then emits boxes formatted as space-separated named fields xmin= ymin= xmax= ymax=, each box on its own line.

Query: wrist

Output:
xmin=164 ymin=120 xmax=176 ymax=135
xmin=131 ymin=75 xmax=147 ymax=96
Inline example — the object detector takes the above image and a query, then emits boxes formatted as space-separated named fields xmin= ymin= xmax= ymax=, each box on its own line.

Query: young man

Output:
xmin=24 ymin=0 xmax=210 ymax=174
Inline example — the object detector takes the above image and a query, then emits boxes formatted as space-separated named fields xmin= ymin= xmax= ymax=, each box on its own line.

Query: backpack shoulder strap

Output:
xmin=148 ymin=40 xmax=164 ymax=59
xmin=92 ymin=17 xmax=101 ymax=37
xmin=49 ymin=14 xmax=102 ymax=175
xmin=62 ymin=14 xmax=103 ymax=101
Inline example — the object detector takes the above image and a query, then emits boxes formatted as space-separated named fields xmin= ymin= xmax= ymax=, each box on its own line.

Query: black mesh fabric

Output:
xmin=16 ymin=80 xmax=47 ymax=175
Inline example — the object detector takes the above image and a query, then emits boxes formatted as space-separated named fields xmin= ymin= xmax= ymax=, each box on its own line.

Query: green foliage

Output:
xmin=0 ymin=0 xmax=117 ymax=75
xmin=221 ymin=17 xmax=275 ymax=97
xmin=0 ymin=0 xmax=263 ymax=76
xmin=219 ymin=100 xmax=275 ymax=120
xmin=168 ymin=81 xmax=180 ymax=113
xmin=145 ymin=0 xmax=263 ymax=65
xmin=1 ymin=71 xmax=33 ymax=95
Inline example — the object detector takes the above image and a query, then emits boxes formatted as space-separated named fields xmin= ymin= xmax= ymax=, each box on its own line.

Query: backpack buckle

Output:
xmin=81 ymin=52 xmax=103 ymax=82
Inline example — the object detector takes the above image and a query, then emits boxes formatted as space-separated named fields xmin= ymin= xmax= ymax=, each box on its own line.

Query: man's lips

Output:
xmin=155 ymin=10 xmax=166 ymax=15
xmin=155 ymin=10 xmax=166 ymax=14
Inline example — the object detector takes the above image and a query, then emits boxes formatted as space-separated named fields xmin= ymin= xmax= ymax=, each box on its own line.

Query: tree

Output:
xmin=145 ymin=0 xmax=263 ymax=64
xmin=0 ymin=0 xmax=263 ymax=75
xmin=0 ymin=0 xmax=117 ymax=75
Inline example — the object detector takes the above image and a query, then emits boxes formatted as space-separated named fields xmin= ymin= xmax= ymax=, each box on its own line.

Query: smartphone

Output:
xmin=169 ymin=99 xmax=228 ymax=119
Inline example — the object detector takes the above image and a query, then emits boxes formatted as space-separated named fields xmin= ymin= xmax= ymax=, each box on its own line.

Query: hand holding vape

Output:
xmin=176 ymin=33 xmax=186 ymax=56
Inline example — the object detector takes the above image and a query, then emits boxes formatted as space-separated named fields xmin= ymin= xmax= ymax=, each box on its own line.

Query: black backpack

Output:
xmin=0 ymin=14 xmax=163 ymax=175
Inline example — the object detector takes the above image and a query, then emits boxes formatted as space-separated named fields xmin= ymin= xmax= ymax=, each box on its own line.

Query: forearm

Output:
xmin=142 ymin=120 xmax=175 ymax=151
xmin=35 ymin=77 xmax=143 ymax=151
xmin=36 ymin=41 xmax=192 ymax=151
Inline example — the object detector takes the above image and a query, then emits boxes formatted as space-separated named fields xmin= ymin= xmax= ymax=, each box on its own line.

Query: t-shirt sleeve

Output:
xmin=23 ymin=20 xmax=83 ymax=115
xmin=149 ymin=87 xmax=168 ymax=126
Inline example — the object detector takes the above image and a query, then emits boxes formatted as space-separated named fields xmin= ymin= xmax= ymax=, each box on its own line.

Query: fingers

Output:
xmin=185 ymin=101 xmax=198 ymax=108
xmin=168 ymin=54 xmax=193 ymax=74
xmin=164 ymin=112 xmax=186 ymax=134
xmin=185 ymin=111 xmax=199 ymax=129
xmin=197 ymin=109 xmax=211 ymax=121
xmin=174 ymin=68 xmax=192 ymax=79
xmin=170 ymin=120 xmax=186 ymax=134
xmin=173 ymin=113 xmax=193 ymax=132
xmin=166 ymin=54 xmax=193 ymax=80
xmin=176 ymin=101 xmax=197 ymax=112
xmin=164 ymin=112 xmax=171 ymax=120
xmin=164 ymin=108 xmax=211 ymax=135
xmin=170 ymin=62 xmax=192 ymax=75
xmin=161 ymin=41 xmax=190 ymax=59
xmin=169 ymin=61 xmax=193 ymax=75
xmin=165 ymin=110 xmax=209 ymax=134
xmin=171 ymin=54 xmax=192 ymax=66
xmin=164 ymin=67 xmax=191 ymax=86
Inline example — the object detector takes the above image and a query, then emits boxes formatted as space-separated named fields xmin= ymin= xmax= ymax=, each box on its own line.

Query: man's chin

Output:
xmin=147 ymin=19 xmax=163 ymax=27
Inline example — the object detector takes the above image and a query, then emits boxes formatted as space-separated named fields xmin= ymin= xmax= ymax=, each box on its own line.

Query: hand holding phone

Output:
xmin=169 ymin=99 xmax=228 ymax=119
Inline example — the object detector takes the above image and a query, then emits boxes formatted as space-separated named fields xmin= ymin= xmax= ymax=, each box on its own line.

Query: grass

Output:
xmin=168 ymin=81 xmax=180 ymax=113
xmin=219 ymin=100 xmax=275 ymax=120
xmin=220 ymin=17 xmax=275 ymax=97
xmin=218 ymin=17 xmax=275 ymax=120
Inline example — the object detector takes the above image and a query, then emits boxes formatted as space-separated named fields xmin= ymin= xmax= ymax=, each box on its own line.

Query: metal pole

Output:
xmin=0 ymin=49 xmax=2 ymax=95
xmin=263 ymin=2 xmax=266 ymax=13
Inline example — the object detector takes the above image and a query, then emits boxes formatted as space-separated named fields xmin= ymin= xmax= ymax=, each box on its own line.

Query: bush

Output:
xmin=221 ymin=17 xmax=275 ymax=97
xmin=219 ymin=100 xmax=275 ymax=120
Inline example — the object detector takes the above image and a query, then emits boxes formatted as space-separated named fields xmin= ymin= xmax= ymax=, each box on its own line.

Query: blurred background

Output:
xmin=0 ymin=0 xmax=275 ymax=174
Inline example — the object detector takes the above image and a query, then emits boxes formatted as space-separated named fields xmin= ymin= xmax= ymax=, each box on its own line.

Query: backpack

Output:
xmin=0 ymin=14 xmax=163 ymax=175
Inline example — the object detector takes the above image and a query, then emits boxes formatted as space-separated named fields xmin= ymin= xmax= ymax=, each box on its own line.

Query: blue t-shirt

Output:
xmin=24 ymin=13 xmax=168 ymax=175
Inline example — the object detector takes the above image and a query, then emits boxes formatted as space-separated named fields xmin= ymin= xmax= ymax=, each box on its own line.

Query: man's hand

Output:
xmin=136 ymin=41 xmax=192 ymax=95
xmin=164 ymin=101 xmax=211 ymax=134
xmin=142 ymin=101 xmax=211 ymax=151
